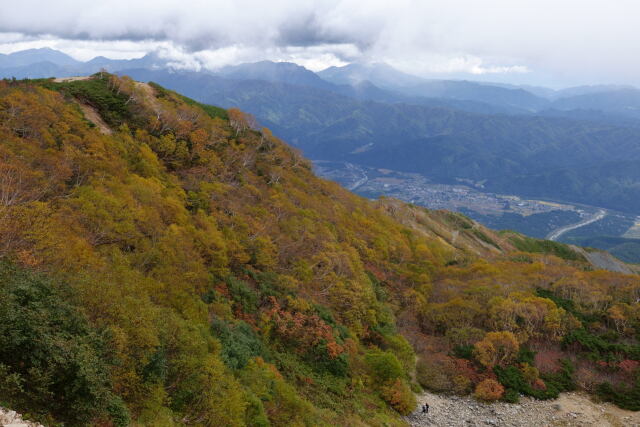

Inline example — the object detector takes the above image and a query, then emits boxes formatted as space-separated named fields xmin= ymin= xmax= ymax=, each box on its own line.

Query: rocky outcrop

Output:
xmin=0 ymin=408 xmax=44 ymax=427
xmin=406 ymin=391 xmax=640 ymax=427
xmin=570 ymin=245 xmax=637 ymax=275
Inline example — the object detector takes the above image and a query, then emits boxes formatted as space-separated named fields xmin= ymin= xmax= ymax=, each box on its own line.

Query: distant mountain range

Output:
xmin=4 ymin=48 xmax=640 ymax=117
xmin=3 ymin=48 xmax=640 ymax=213
xmin=319 ymin=63 xmax=548 ymax=111
xmin=0 ymin=48 xmax=165 ymax=79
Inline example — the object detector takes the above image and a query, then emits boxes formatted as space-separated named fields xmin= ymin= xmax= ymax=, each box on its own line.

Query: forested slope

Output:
xmin=0 ymin=74 xmax=639 ymax=426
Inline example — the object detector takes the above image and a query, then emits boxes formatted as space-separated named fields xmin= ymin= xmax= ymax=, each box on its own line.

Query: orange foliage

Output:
xmin=474 ymin=379 xmax=505 ymax=401
xmin=474 ymin=331 xmax=519 ymax=368
xmin=266 ymin=298 xmax=345 ymax=359
xmin=380 ymin=379 xmax=416 ymax=415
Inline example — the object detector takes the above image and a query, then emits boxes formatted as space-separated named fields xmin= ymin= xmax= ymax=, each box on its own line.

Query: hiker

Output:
xmin=422 ymin=403 xmax=429 ymax=414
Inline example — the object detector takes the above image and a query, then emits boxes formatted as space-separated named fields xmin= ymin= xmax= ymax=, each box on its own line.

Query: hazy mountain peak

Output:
xmin=3 ymin=47 xmax=80 ymax=67
xmin=219 ymin=59 xmax=309 ymax=73
xmin=556 ymin=84 xmax=639 ymax=98
xmin=216 ymin=59 xmax=333 ymax=89
xmin=86 ymin=55 xmax=111 ymax=64
xmin=318 ymin=61 xmax=425 ymax=89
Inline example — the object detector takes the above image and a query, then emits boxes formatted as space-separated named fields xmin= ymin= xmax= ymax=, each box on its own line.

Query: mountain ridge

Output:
xmin=0 ymin=73 xmax=639 ymax=425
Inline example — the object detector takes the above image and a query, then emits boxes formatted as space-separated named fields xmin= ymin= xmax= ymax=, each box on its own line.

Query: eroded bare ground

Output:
xmin=134 ymin=81 xmax=161 ymax=111
xmin=0 ymin=406 xmax=44 ymax=427
xmin=76 ymin=102 xmax=113 ymax=135
xmin=53 ymin=76 xmax=91 ymax=83
xmin=406 ymin=391 xmax=640 ymax=427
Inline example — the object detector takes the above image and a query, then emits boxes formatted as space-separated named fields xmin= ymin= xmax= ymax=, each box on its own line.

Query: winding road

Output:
xmin=546 ymin=209 xmax=607 ymax=241
xmin=344 ymin=163 xmax=369 ymax=191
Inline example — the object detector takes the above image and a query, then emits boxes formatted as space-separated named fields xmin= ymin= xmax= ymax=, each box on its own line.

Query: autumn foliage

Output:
xmin=475 ymin=379 xmax=505 ymax=401
xmin=0 ymin=74 xmax=639 ymax=424
xmin=473 ymin=331 xmax=520 ymax=369
xmin=380 ymin=379 xmax=417 ymax=415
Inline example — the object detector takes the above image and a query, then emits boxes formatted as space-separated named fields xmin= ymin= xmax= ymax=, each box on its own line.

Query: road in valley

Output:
xmin=344 ymin=163 xmax=369 ymax=190
xmin=546 ymin=209 xmax=607 ymax=241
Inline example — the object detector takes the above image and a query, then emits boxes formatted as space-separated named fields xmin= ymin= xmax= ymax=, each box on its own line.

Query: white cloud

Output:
xmin=390 ymin=54 xmax=530 ymax=76
xmin=158 ymin=43 xmax=356 ymax=71
xmin=0 ymin=0 xmax=637 ymax=85
xmin=0 ymin=35 xmax=168 ymax=60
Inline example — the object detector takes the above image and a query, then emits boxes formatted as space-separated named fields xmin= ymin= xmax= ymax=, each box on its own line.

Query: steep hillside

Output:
xmin=0 ymin=74 xmax=639 ymax=426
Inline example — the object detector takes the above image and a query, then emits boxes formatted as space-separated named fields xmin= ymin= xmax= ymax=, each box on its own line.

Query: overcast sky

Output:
xmin=0 ymin=0 xmax=638 ymax=87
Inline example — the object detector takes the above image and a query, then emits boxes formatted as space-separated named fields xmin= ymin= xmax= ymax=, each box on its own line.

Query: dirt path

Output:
xmin=53 ymin=76 xmax=91 ymax=83
xmin=77 ymin=103 xmax=112 ymax=135
xmin=134 ymin=81 xmax=160 ymax=109
xmin=406 ymin=391 xmax=640 ymax=427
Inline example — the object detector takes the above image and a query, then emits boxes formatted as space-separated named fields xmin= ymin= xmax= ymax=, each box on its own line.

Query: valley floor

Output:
xmin=405 ymin=391 xmax=640 ymax=427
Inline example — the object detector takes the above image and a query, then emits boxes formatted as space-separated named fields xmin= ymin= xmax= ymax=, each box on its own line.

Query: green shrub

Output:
xmin=452 ymin=345 xmax=475 ymax=360
xmin=494 ymin=366 xmax=530 ymax=397
xmin=307 ymin=342 xmax=349 ymax=377
xmin=0 ymin=262 xmax=128 ymax=426
xmin=270 ymin=350 xmax=351 ymax=411
xmin=239 ymin=358 xmax=319 ymax=426
xmin=516 ymin=346 xmax=536 ymax=365
xmin=510 ymin=236 xmax=583 ymax=261
xmin=366 ymin=270 xmax=388 ymax=302
xmin=503 ymin=388 xmax=520 ymax=403
xmin=381 ymin=334 xmax=415 ymax=373
xmin=562 ymin=328 xmax=640 ymax=361
xmin=244 ymin=393 xmax=271 ymax=427
xmin=596 ymin=378 xmax=640 ymax=411
xmin=46 ymin=73 xmax=141 ymax=128
xmin=226 ymin=276 xmax=259 ymax=313
xmin=142 ymin=347 xmax=169 ymax=383
xmin=365 ymin=350 xmax=405 ymax=383
xmin=541 ymin=359 xmax=576 ymax=394
xmin=211 ymin=318 xmax=269 ymax=370
xmin=495 ymin=364 xmax=564 ymax=401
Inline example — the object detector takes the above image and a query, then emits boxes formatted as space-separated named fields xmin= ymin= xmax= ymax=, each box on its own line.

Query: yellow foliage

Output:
xmin=1 ymin=75 xmax=639 ymax=425
xmin=473 ymin=331 xmax=519 ymax=368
